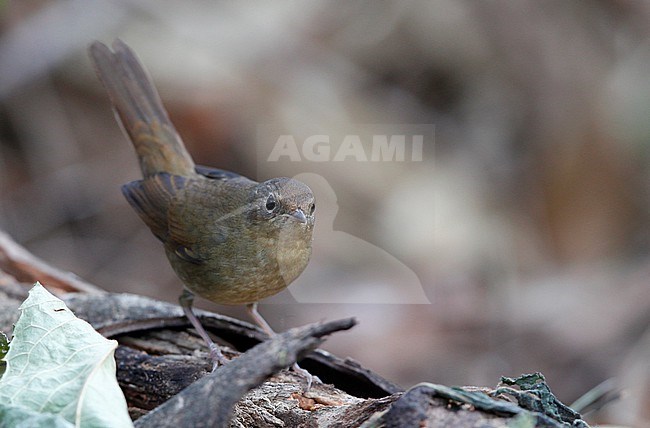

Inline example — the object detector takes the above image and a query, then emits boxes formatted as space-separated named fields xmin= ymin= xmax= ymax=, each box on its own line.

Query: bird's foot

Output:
xmin=291 ymin=362 xmax=320 ymax=392
xmin=246 ymin=303 xmax=319 ymax=391
xmin=208 ymin=342 xmax=228 ymax=372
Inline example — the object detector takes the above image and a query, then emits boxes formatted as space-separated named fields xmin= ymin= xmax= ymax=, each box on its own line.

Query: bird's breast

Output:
xmin=167 ymin=221 xmax=313 ymax=305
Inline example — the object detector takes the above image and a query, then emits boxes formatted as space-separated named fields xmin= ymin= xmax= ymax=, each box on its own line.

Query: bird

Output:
xmin=88 ymin=39 xmax=315 ymax=377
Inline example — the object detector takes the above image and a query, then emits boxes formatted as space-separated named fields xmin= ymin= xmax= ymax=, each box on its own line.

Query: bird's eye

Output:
xmin=309 ymin=203 xmax=315 ymax=215
xmin=265 ymin=195 xmax=277 ymax=212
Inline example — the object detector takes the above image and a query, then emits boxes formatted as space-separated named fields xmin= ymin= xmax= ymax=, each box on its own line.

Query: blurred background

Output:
xmin=1 ymin=1 xmax=649 ymax=425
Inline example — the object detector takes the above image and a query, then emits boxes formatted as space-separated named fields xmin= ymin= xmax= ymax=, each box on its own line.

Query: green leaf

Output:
xmin=0 ymin=330 xmax=8 ymax=377
xmin=0 ymin=283 xmax=133 ymax=428
xmin=0 ymin=330 xmax=8 ymax=357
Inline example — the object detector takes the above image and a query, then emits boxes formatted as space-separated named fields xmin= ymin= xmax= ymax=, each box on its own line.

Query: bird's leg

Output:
xmin=246 ymin=302 xmax=314 ymax=390
xmin=179 ymin=289 xmax=227 ymax=371
xmin=246 ymin=301 xmax=275 ymax=336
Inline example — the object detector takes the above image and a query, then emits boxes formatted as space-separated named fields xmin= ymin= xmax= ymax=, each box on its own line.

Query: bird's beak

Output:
xmin=289 ymin=208 xmax=307 ymax=224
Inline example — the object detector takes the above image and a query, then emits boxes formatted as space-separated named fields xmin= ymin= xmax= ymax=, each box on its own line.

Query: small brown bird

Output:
xmin=89 ymin=40 xmax=315 ymax=373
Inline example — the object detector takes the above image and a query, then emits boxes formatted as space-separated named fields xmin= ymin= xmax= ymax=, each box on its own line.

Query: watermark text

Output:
xmin=267 ymin=134 xmax=425 ymax=162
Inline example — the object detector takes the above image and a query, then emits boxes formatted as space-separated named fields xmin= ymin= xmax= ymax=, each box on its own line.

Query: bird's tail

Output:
xmin=89 ymin=39 xmax=195 ymax=178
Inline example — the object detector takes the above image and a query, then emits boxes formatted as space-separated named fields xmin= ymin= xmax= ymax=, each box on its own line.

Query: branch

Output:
xmin=134 ymin=318 xmax=355 ymax=427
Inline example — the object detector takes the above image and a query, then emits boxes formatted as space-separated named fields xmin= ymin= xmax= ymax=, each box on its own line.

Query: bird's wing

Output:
xmin=121 ymin=173 xmax=187 ymax=243
xmin=194 ymin=165 xmax=243 ymax=181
